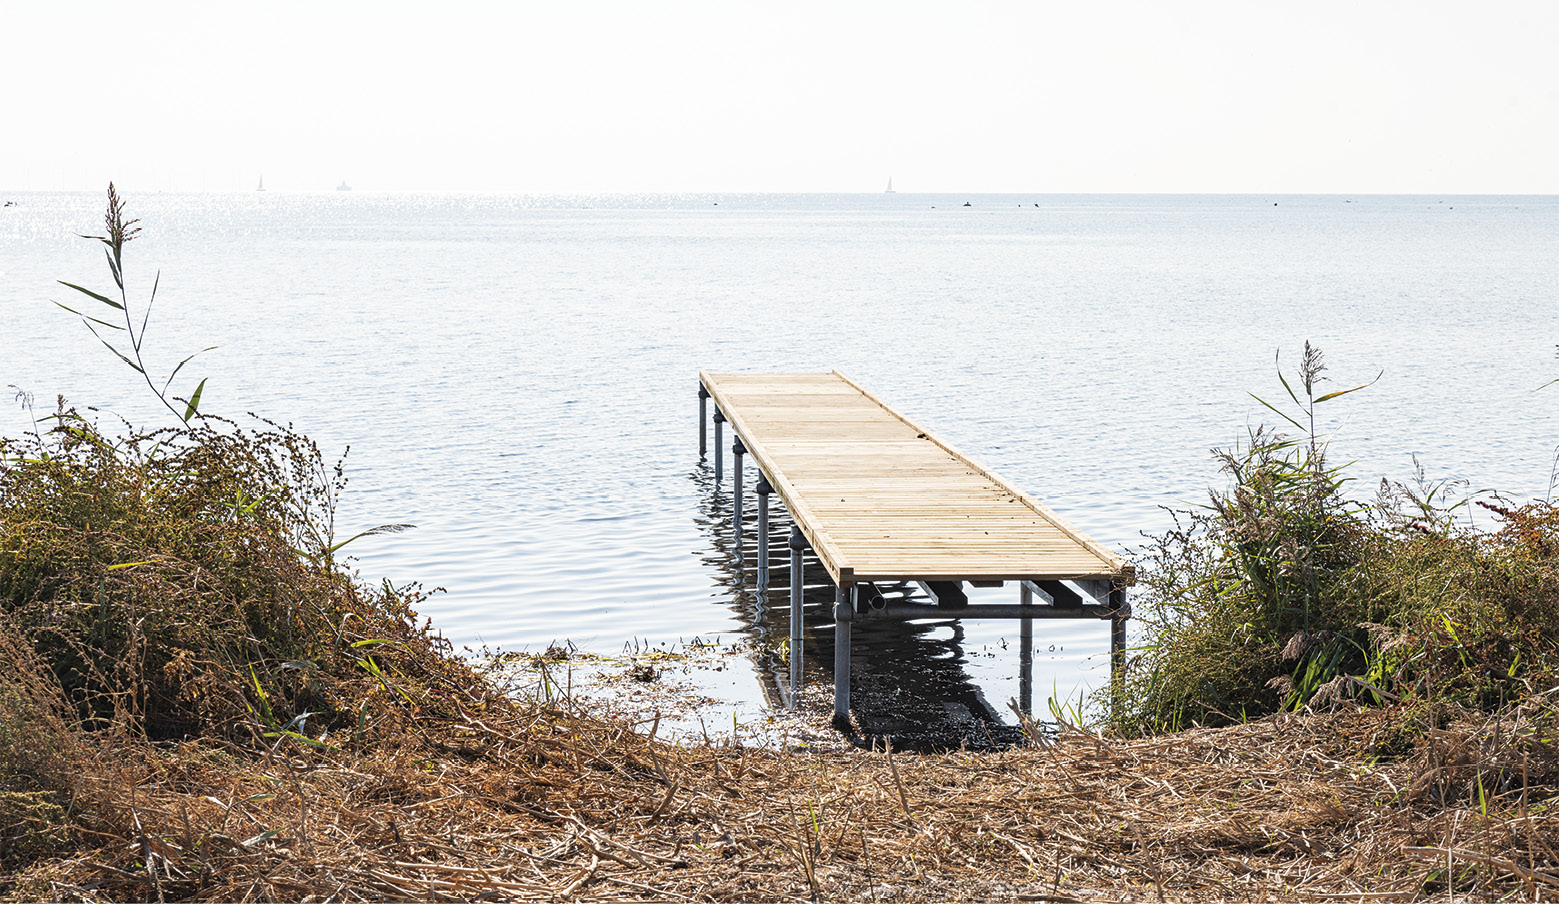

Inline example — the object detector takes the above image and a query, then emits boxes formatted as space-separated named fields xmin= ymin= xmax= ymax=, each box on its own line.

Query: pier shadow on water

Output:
xmin=692 ymin=467 xmax=1036 ymax=752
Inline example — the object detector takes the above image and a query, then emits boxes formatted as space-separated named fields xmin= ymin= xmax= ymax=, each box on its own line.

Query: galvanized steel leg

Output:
xmin=698 ymin=385 xmax=709 ymax=459
xmin=789 ymin=526 xmax=806 ymax=709
xmin=833 ymin=583 xmax=853 ymax=729
xmin=712 ymin=410 xmax=724 ymax=483
xmin=1019 ymin=581 xmax=1034 ymax=716
xmin=732 ymin=438 xmax=746 ymax=558
xmin=755 ymin=475 xmax=772 ymax=592
xmin=1109 ymin=585 xmax=1127 ymax=718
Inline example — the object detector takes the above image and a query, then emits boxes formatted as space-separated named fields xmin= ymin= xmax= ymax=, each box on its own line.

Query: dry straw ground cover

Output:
xmin=8 ymin=674 xmax=1559 ymax=902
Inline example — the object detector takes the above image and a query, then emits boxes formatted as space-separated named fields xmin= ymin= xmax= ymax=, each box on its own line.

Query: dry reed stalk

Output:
xmin=10 ymin=697 xmax=1559 ymax=902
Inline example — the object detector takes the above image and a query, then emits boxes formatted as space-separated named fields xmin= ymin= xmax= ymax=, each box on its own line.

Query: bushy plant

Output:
xmin=0 ymin=186 xmax=453 ymax=748
xmin=1114 ymin=344 xmax=1559 ymax=732
xmin=0 ymin=405 xmax=446 ymax=743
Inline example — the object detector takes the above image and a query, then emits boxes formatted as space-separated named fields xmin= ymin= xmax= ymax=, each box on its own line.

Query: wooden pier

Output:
xmin=698 ymin=371 xmax=1134 ymax=727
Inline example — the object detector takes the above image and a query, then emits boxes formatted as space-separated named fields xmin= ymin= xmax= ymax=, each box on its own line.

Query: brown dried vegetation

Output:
xmin=2 ymin=412 xmax=1558 ymax=902
xmin=9 ymin=668 xmax=1559 ymax=901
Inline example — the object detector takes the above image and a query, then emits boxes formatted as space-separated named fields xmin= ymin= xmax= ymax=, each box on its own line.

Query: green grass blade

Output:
xmin=53 ymin=301 xmax=126 ymax=330
xmin=181 ymin=378 xmax=207 ymax=422
xmin=141 ymin=270 xmax=159 ymax=335
xmin=94 ymin=336 xmax=144 ymax=374
xmin=326 ymin=523 xmax=416 ymax=555
xmin=1276 ymin=363 xmax=1304 ymax=408
xmin=58 ymin=280 xmax=123 ymax=309
xmin=163 ymin=346 xmax=218 ymax=393
xmin=1314 ymin=371 xmax=1381 ymax=404
xmin=106 ymin=561 xmax=153 ymax=571
xmin=1248 ymin=392 xmax=1307 ymax=432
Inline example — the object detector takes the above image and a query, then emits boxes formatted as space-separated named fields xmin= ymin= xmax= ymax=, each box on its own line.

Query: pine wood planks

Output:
xmin=699 ymin=371 xmax=1134 ymax=588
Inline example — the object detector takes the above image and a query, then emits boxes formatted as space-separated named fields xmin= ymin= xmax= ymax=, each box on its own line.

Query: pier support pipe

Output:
xmin=1109 ymin=585 xmax=1129 ymax=717
xmin=755 ymin=475 xmax=773 ymax=592
xmin=712 ymin=410 xmax=725 ymax=483
xmin=732 ymin=438 xmax=746 ymax=557
xmin=833 ymin=584 xmax=853 ymax=728
xmin=698 ymin=385 xmax=709 ymax=459
xmin=1019 ymin=581 xmax=1034 ymax=716
xmin=788 ymin=527 xmax=807 ymax=709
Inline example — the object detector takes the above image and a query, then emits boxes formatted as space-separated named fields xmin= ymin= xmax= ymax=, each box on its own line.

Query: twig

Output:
xmin=1403 ymin=846 xmax=1559 ymax=889
xmin=885 ymin=742 xmax=915 ymax=827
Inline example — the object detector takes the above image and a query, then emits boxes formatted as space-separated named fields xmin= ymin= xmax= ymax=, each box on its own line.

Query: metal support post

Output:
xmin=731 ymin=438 xmax=746 ymax=557
xmin=833 ymin=583 xmax=853 ymax=728
xmin=755 ymin=475 xmax=772 ymax=592
xmin=1019 ymin=581 xmax=1034 ymax=716
xmin=1109 ymin=585 xmax=1128 ymax=718
xmin=789 ymin=527 xmax=806 ymax=708
xmin=712 ymin=410 xmax=725 ymax=483
xmin=698 ymin=385 xmax=709 ymax=459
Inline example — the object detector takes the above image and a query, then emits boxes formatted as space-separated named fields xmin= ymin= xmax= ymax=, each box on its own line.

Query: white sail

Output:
xmin=884 ymin=177 xmax=895 ymax=193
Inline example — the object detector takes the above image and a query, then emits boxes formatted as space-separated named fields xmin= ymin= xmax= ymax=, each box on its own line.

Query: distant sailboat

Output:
xmin=337 ymin=180 xmax=352 ymax=192
xmin=257 ymin=176 xmax=265 ymax=192
xmin=884 ymin=177 xmax=895 ymax=194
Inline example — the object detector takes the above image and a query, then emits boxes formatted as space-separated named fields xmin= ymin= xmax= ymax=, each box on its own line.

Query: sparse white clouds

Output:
xmin=3 ymin=1 xmax=1555 ymax=193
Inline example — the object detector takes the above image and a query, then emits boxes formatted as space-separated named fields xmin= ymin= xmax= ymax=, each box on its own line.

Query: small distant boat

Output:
xmin=884 ymin=177 xmax=895 ymax=194
xmin=257 ymin=176 xmax=266 ymax=192
xmin=337 ymin=180 xmax=352 ymax=192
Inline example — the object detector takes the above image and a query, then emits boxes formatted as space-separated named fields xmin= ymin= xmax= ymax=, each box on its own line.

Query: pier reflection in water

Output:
xmin=692 ymin=467 xmax=1038 ymax=751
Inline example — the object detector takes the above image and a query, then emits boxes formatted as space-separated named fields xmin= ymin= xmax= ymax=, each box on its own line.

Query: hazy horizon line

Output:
xmin=5 ymin=187 xmax=1557 ymax=198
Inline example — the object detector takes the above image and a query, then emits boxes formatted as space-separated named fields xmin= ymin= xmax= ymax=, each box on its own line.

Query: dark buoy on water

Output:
xmin=963 ymin=201 xmax=972 ymax=207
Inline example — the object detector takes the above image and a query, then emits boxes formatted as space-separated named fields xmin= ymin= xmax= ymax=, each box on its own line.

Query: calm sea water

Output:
xmin=3 ymin=192 xmax=1555 ymax=738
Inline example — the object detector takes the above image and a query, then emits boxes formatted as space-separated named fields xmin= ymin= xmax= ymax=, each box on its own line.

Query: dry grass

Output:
xmin=9 ymin=682 xmax=1559 ymax=902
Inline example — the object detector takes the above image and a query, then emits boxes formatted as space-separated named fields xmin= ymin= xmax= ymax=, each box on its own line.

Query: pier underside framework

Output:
xmin=698 ymin=371 xmax=1135 ymax=726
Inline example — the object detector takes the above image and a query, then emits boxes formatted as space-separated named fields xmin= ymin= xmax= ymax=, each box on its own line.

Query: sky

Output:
xmin=3 ymin=1 xmax=1557 ymax=194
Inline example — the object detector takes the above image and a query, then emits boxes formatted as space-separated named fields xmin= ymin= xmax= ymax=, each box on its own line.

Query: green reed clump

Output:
xmin=1113 ymin=344 xmax=1559 ymax=733
xmin=1366 ymin=498 xmax=1559 ymax=713
xmin=0 ymin=404 xmax=455 ymax=746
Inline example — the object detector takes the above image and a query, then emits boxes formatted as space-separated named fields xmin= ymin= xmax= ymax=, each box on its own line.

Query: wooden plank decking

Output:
xmin=698 ymin=371 xmax=1134 ymax=589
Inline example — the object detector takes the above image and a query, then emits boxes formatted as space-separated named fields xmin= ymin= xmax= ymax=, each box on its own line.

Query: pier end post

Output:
xmin=712 ymin=411 xmax=725 ymax=483
xmin=1019 ymin=581 xmax=1034 ymax=716
xmin=1109 ymin=585 xmax=1129 ymax=719
xmin=698 ymin=385 xmax=709 ymax=459
xmin=833 ymin=582 xmax=854 ymax=730
xmin=788 ymin=527 xmax=807 ymax=709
